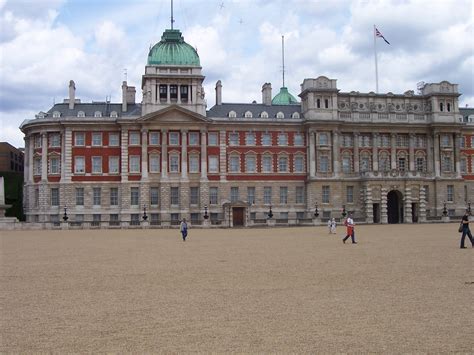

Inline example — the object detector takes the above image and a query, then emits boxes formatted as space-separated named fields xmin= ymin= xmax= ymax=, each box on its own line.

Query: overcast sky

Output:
xmin=1 ymin=0 xmax=473 ymax=148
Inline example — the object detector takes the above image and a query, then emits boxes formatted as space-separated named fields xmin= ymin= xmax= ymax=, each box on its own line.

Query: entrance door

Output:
xmin=412 ymin=203 xmax=418 ymax=223
xmin=232 ymin=207 xmax=244 ymax=226
xmin=387 ymin=190 xmax=403 ymax=224
xmin=373 ymin=203 xmax=380 ymax=223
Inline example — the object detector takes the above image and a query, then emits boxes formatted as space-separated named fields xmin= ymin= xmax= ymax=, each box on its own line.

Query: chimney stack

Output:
xmin=215 ymin=80 xmax=222 ymax=105
xmin=68 ymin=80 xmax=76 ymax=109
xmin=262 ymin=83 xmax=272 ymax=105
xmin=122 ymin=81 xmax=127 ymax=112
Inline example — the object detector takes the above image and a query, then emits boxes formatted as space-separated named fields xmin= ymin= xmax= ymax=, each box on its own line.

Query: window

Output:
xmin=360 ymin=156 xmax=371 ymax=172
xmin=459 ymin=136 xmax=465 ymax=148
xmin=247 ymin=187 xmax=255 ymax=204
xmin=92 ymin=214 xmax=101 ymax=224
xmin=170 ymin=85 xmax=178 ymax=99
xmin=325 ymin=99 xmax=329 ymax=108
xmin=190 ymin=187 xmax=200 ymax=205
xmin=230 ymin=187 xmax=239 ymax=202
xmin=397 ymin=135 xmax=409 ymax=147
xmin=447 ymin=103 xmax=451 ymax=112
xmin=129 ymin=155 xmax=140 ymax=173
xmin=180 ymin=85 xmax=188 ymax=101
xmin=34 ymin=188 xmax=39 ymax=207
xmin=280 ymin=187 xmax=288 ymax=204
xmin=75 ymin=133 xmax=85 ymax=146
xmin=129 ymin=131 xmax=140 ymax=145
xmin=292 ymin=112 xmax=300 ymax=119
xmin=278 ymin=156 xmax=288 ymax=172
xmin=208 ymin=132 xmax=218 ymax=146
xmin=246 ymin=155 xmax=256 ymax=172
xmin=346 ymin=186 xmax=354 ymax=203
xmin=171 ymin=187 xmax=179 ymax=206
xmin=263 ymin=187 xmax=272 ymax=205
xmin=159 ymin=85 xmax=167 ymax=100
xmin=49 ymin=157 xmax=60 ymax=174
xmin=51 ymin=188 xmax=59 ymax=206
xmin=379 ymin=134 xmax=390 ymax=147
xmin=92 ymin=156 xmax=102 ymax=174
xmin=149 ymin=155 xmax=160 ymax=173
xmin=416 ymin=156 xmax=426 ymax=172
xmin=150 ymin=213 xmax=160 ymax=225
xmin=50 ymin=134 xmax=60 ymax=147
xmin=229 ymin=156 xmax=240 ymax=172
xmin=93 ymin=187 xmax=101 ymax=206
xmin=260 ymin=111 xmax=268 ymax=118
xmin=109 ymin=214 xmax=120 ymax=225
xmin=75 ymin=188 xmax=84 ymax=206
xmin=209 ymin=187 xmax=218 ymax=205
xmin=92 ymin=133 xmax=102 ymax=146
xmin=150 ymin=187 xmax=159 ymax=205
xmin=149 ymin=132 xmax=160 ymax=145
xmin=209 ymin=156 xmax=219 ymax=173
xmin=278 ymin=133 xmax=288 ymax=146
xmin=322 ymin=186 xmax=330 ymax=203
xmin=94 ymin=111 xmax=102 ymax=118
xmin=342 ymin=135 xmax=353 ymax=147
xmin=228 ymin=111 xmax=237 ymax=118
xmin=360 ymin=135 xmax=371 ymax=147
xmin=245 ymin=132 xmax=256 ymax=146
xmin=261 ymin=133 xmax=272 ymax=146
xmin=276 ymin=112 xmax=284 ymax=119
xmin=33 ymin=157 xmax=41 ymax=175
xmin=441 ymin=135 xmax=450 ymax=147
xmin=244 ymin=111 xmax=252 ymax=118
xmin=317 ymin=99 xmax=321 ymax=108
xmin=34 ymin=135 xmax=42 ymax=148
xmin=440 ymin=102 xmax=444 ymax=111
xmin=109 ymin=133 xmax=120 ymax=146
xmin=110 ymin=188 xmax=119 ymax=206
xmin=130 ymin=214 xmax=140 ymax=225
xmin=168 ymin=132 xmax=179 ymax=146
xmin=77 ymin=111 xmax=85 ymax=118
xmin=109 ymin=156 xmax=119 ymax=174
xmin=460 ymin=158 xmax=467 ymax=173
xmin=52 ymin=111 xmax=60 ymax=118
xmin=342 ymin=157 xmax=351 ymax=173
xmin=169 ymin=154 xmax=179 ymax=173
xmin=447 ymin=185 xmax=454 ymax=202
xmin=296 ymin=186 xmax=305 ymax=204
xmin=110 ymin=111 xmax=118 ymax=118
xmin=379 ymin=153 xmax=390 ymax=171
xmin=319 ymin=156 xmax=329 ymax=173
xmin=319 ymin=133 xmax=328 ymax=146
xmin=171 ymin=213 xmax=180 ymax=225
xmin=294 ymin=156 xmax=305 ymax=173
xmin=294 ymin=133 xmax=304 ymax=146
xmin=75 ymin=156 xmax=85 ymax=173
xmin=130 ymin=187 xmax=139 ymax=206
xmin=442 ymin=155 xmax=452 ymax=172
xmin=189 ymin=155 xmax=199 ymax=173
xmin=189 ymin=132 xmax=199 ymax=145
xmin=398 ymin=157 xmax=406 ymax=171
xmin=415 ymin=135 xmax=426 ymax=148
xmin=229 ymin=133 xmax=239 ymax=146
xmin=262 ymin=155 xmax=272 ymax=172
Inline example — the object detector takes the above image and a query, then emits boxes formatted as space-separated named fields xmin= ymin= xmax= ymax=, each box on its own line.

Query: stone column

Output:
xmin=151 ymin=79 xmax=156 ymax=104
xmin=427 ymin=135 xmax=434 ymax=173
xmin=365 ymin=186 xmax=373 ymax=223
xmin=200 ymin=130 xmax=207 ymax=180
xmin=161 ymin=129 xmax=168 ymax=179
xmin=419 ymin=186 xmax=427 ymax=222
xmin=181 ymin=130 xmax=188 ymax=179
xmin=404 ymin=186 xmax=413 ymax=223
xmin=309 ymin=131 xmax=316 ymax=177
xmin=28 ymin=136 xmax=34 ymax=182
xmin=60 ymin=130 xmax=66 ymax=181
xmin=372 ymin=132 xmax=378 ymax=172
xmin=166 ymin=84 xmax=170 ymax=104
xmin=433 ymin=133 xmax=441 ymax=177
xmin=409 ymin=134 xmax=415 ymax=172
xmin=141 ymin=129 xmax=148 ymax=180
xmin=23 ymin=137 xmax=29 ymax=183
xmin=381 ymin=187 xmax=388 ymax=224
xmin=177 ymin=84 xmax=181 ymax=104
xmin=353 ymin=132 xmax=360 ymax=173
xmin=391 ymin=133 xmax=397 ymax=170
xmin=41 ymin=132 xmax=48 ymax=181
xmin=454 ymin=133 xmax=461 ymax=178
xmin=332 ymin=131 xmax=340 ymax=176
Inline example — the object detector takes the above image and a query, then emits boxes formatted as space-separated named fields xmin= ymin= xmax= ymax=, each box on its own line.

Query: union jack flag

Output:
xmin=375 ymin=27 xmax=390 ymax=45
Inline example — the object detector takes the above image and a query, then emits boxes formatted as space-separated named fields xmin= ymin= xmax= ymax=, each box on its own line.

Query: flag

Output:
xmin=375 ymin=27 xmax=390 ymax=45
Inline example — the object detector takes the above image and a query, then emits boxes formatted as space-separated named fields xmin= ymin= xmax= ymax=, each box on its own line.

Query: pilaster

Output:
xmin=200 ymin=130 xmax=208 ymax=180
xmin=372 ymin=132 xmax=378 ymax=172
xmin=309 ymin=131 xmax=316 ymax=177
xmin=381 ymin=187 xmax=388 ymax=224
xmin=434 ymin=133 xmax=441 ymax=177
xmin=121 ymin=129 xmax=129 ymax=182
xmin=353 ymin=132 xmax=360 ymax=173
xmin=41 ymin=132 xmax=48 ymax=181
xmin=409 ymin=133 xmax=415 ymax=171
xmin=391 ymin=133 xmax=397 ymax=170
xmin=332 ymin=131 xmax=340 ymax=176
xmin=404 ymin=186 xmax=413 ymax=223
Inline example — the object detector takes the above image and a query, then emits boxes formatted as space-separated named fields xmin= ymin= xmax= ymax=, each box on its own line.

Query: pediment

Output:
xmin=138 ymin=105 xmax=211 ymax=124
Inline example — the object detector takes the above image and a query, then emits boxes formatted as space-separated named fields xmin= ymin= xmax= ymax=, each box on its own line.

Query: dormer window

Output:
xmin=228 ymin=111 xmax=237 ymax=118
xmin=52 ymin=111 xmax=61 ymax=118
xmin=94 ymin=111 xmax=102 ymax=118
xmin=260 ymin=111 xmax=268 ymax=118
xmin=244 ymin=111 xmax=252 ymax=118
xmin=276 ymin=112 xmax=284 ymax=119
xmin=291 ymin=112 xmax=300 ymax=119
xmin=110 ymin=111 xmax=118 ymax=118
xmin=77 ymin=111 xmax=85 ymax=118
xmin=38 ymin=112 xmax=45 ymax=119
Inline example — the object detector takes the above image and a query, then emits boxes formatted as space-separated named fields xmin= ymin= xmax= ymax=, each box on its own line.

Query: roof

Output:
xmin=272 ymin=87 xmax=298 ymax=105
xmin=207 ymin=102 xmax=301 ymax=119
xmin=46 ymin=103 xmax=142 ymax=118
xmin=148 ymin=29 xmax=200 ymax=66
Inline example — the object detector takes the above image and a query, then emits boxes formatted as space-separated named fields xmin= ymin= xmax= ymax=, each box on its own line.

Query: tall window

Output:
xmin=459 ymin=136 xmax=465 ymax=148
xmin=415 ymin=135 xmax=427 ymax=148
xmin=278 ymin=133 xmax=288 ymax=146
xmin=170 ymin=85 xmax=178 ymax=99
xmin=150 ymin=187 xmax=159 ymax=205
xmin=170 ymin=187 xmax=179 ymax=206
xmin=319 ymin=133 xmax=329 ymax=146
xmin=92 ymin=156 xmax=102 ymax=174
xmin=261 ymin=133 xmax=272 ymax=146
xmin=190 ymin=187 xmax=200 ymax=205
xmin=440 ymin=135 xmax=450 ymax=147
xmin=342 ymin=156 xmax=351 ymax=173
xmin=319 ymin=156 xmax=329 ymax=173
xmin=322 ymin=186 xmax=330 ymax=203
xmin=342 ymin=135 xmax=353 ymax=147
xmin=246 ymin=155 xmax=256 ymax=172
xmin=294 ymin=133 xmax=304 ymax=146
xmin=294 ymin=156 xmax=305 ymax=173
xmin=159 ymin=84 xmax=167 ymax=100
xmin=346 ymin=186 xmax=354 ymax=203
xmin=110 ymin=188 xmax=119 ymax=206
xmin=180 ymin=85 xmax=188 ymax=101
xmin=49 ymin=134 xmax=60 ymax=147
xmin=169 ymin=132 xmax=180 ymax=145
xmin=109 ymin=156 xmax=119 ymax=174
xmin=447 ymin=185 xmax=454 ymax=202
xmin=34 ymin=135 xmax=42 ymax=148
xmin=396 ymin=134 xmax=409 ymax=147
xmin=247 ymin=187 xmax=255 ymax=205
xmin=460 ymin=157 xmax=467 ymax=173
xmin=278 ymin=156 xmax=288 ymax=172
xmin=209 ymin=156 xmax=219 ymax=173
xmin=296 ymin=186 xmax=305 ymax=204
xmin=230 ymin=187 xmax=239 ymax=202
xmin=245 ymin=132 xmax=256 ymax=146
xmin=262 ymin=155 xmax=272 ymax=172
xmin=93 ymin=187 xmax=101 ymax=206
xmin=209 ymin=187 xmax=218 ymax=205
xmin=130 ymin=187 xmax=139 ymax=206
xmin=51 ymin=188 xmax=59 ymax=206
xmin=189 ymin=155 xmax=199 ymax=173
xmin=129 ymin=156 xmax=140 ymax=173
xmin=34 ymin=157 xmax=42 ymax=175
xmin=442 ymin=155 xmax=452 ymax=172
xmin=149 ymin=155 xmax=160 ymax=173
xmin=149 ymin=132 xmax=160 ymax=145
xmin=398 ymin=157 xmax=406 ymax=171
xmin=74 ymin=156 xmax=85 ymax=173
xmin=129 ymin=131 xmax=140 ymax=145
xmin=279 ymin=187 xmax=288 ymax=204
xmin=208 ymin=132 xmax=218 ymax=146
xmin=229 ymin=133 xmax=239 ymax=146
xmin=109 ymin=133 xmax=120 ymax=146
xmin=360 ymin=155 xmax=371 ymax=172
xmin=359 ymin=135 xmax=371 ymax=147
xmin=92 ymin=133 xmax=102 ymax=146
xmin=74 ymin=133 xmax=85 ymax=146
xmin=189 ymin=132 xmax=199 ymax=146
xmin=49 ymin=157 xmax=60 ymax=174
xmin=169 ymin=154 xmax=179 ymax=173
xmin=229 ymin=156 xmax=240 ymax=172
xmin=379 ymin=153 xmax=390 ymax=171
xmin=263 ymin=187 xmax=272 ymax=205
xmin=416 ymin=156 xmax=426 ymax=172
xmin=379 ymin=134 xmax=390 ymax=147
xmin=75 ymin=188 xmax=84 ymax=206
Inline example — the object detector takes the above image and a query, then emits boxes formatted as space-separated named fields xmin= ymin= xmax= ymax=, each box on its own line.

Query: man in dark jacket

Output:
xmin=460 ymin=210 xmax=473 ymax=249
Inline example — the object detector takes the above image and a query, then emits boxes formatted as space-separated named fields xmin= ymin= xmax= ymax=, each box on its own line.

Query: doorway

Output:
xmin=373 ymin=203 xmax=380 ymax=223
xmin=232 ymin=207 xmax=244 ymax=226
xmin=387 ymin=190 xmax=403 ymax=224
xmin=411 ymin=202 xmax=418 ymax=223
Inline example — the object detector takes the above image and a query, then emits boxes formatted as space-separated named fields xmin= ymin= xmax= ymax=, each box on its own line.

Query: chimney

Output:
xmin=68 ymin=80 xmax=76 ymax=109
xmin=122 ymin=81 xmax=127 ymax=112
xmin=126 ymin=86 xmax=136 ymax=105
xmin=262 ymin=83 xmax=272 ymax=105
xmin=215 ymin=80 xmax=222 ymax=105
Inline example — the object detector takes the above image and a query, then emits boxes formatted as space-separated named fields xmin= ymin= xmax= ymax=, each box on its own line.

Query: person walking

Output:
xmin=343 ymin=213 xmax=357 ymax=244
xmin=330 ymin=218 xmax=337 ymax=234
xmin=459 ymin=210 xmax=473 ymax=249
xmin=180 ymin=218 xmax=188 ymax=242
xmin=327 ymin=218 xmax=332 ymax=234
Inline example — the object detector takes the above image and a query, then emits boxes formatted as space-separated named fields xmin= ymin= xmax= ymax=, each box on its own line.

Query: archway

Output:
xmin=387 ymin=190 xmax=403 ymax=224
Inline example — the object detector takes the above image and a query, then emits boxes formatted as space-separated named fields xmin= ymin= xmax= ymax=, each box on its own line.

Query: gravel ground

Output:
xmin=1 ymin=224 xmax=473 ymax=353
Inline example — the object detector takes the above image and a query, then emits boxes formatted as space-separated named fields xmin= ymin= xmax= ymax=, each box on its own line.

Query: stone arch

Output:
xmin=387 ymin=190 xmax=403 ymax=224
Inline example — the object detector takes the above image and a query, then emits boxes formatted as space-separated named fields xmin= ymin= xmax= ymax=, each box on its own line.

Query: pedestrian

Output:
xmin=459 ymin=210 xmax=473 ymax=249
xmin=342 ymin=213 xmax=357 ymax=244
xmin=330 ymin=218 xmax=337 ymax=234
xmin=327 ymin=218 xmax=332 ymax=234
xmin=180 ymin=218 xmax=188 ymax=242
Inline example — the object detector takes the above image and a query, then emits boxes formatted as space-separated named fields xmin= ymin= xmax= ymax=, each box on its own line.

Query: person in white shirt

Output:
xmin=342 ymin=213 xmax=357 ymax=244
xmin=330 ymin=218 xmax=337 ymax=234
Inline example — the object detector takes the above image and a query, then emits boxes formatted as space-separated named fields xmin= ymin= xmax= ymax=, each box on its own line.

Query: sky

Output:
xmin=0 ymin=0 xmax=473 ymax=148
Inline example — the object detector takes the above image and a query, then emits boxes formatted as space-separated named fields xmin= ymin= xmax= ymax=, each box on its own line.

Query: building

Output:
xmin=19 ymin=27 xmax=474 ymax=227
xmin=0 ymin=142 xmax=24 ymax=173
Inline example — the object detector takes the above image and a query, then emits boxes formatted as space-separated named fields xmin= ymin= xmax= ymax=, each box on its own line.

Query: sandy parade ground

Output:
xmin=1 ymin=223 xmax=473 ymax=353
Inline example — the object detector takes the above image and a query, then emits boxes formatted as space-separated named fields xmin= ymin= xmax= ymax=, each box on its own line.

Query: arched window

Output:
xmin=94 ymin=111 xmax=102 ymax=118
xmin=278 ymin=155 xmax=288 ymax=172
xmin=325 ymin=99 xmax=329 ymax=108
xmin=52 ymin=111 xmax=61 ymax=118
xmin=397 ymin=151 xmax=407 ymax=171
xmin=244 ymin=111 xmax=252 ymax=118
xmin=379 ymin=151 xmax=390 ymax=171
xmin=439 ymin=102 xmax=444 ymax=112
xmin=77 ymin=111 xmax=85 ymax=118
xmin=447 ymin=103 xmax=451 ymax=112
xmin=416 ymin=152 xmax=427 ymax=172
xmin=110 ymin=111 xmax=118 ymax=118
xmin=276 ymin=111 xmax=284 ymax=119
xmin=291 ymin=112 xmax=300 ymax=119
xmin=342 ymin=151 xmax=352 ymax=173
xmin=360 ymin=152 xmax=371 ymax=172
xmin=260 ymin=111 xmax=268 ymax=118
xmin=228 ymin=111 xmax=237 ymax=118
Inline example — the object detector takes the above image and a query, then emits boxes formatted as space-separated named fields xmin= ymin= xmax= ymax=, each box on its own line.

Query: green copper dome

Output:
xmin=147 ymin=29 xmax=200 ymax=66
xmin=272 ymin=87 xmax=298 ymax=105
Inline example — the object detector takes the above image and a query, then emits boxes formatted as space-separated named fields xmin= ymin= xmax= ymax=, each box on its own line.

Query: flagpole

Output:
xmin=374 ymin=24 xmax=379 ymax=93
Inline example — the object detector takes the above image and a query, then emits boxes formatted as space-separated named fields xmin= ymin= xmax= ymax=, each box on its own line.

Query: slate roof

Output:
xmin=207 ymin=103 xmax=301 ymax=119
xmin=460 ymin=107 xmax=474 ymax=118
xmin=45 ymin=103 xmax=142 ymax=118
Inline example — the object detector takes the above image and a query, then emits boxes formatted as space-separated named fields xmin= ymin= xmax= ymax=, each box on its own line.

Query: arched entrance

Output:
xmin=387 ymin=190 xmax=403 ymax=224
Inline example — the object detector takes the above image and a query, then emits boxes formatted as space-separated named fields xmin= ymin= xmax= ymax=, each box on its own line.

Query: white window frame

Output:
xmin=189 ymin=154 xmax=200 ymax=173
xmin=278 ymin=133 xmax=288 ymax=146
xmin=208 ymin=132 xmax=218 ymax=146
xmin=109 ymin=156 xmax=119 ymax=174
xmin=92 ymin=133 xmax=102 ymax=147
xmin=229 ymin=155 xmax=240 ymax=173
xmin=129 ymin=131 xmax=140 ymax=145
xmin=245 ymin=155 xmax=256 ymax=173
xmin=92 ymin=156 xmax=102 ymax=174
xmin=294 ymin=155 xmax=305 ymax=173
xmin=169 ymin=154 xmax=180 ymax=173
xmin=245 ymin=132 xmax=256 ymax=146
xmin=109 ymin=133 xmax=120 ymax=146
xmin=75 ymin=132 xmax=85 ymax=146
xmin=189 ymin=132 xmax=199 ymax=146
xmin=229 ymin=133 xmax=239 ymax=146
xmin=149 ymin=132 xmax=160 ymax=145
xmin=169 ymin=132 xmax=180 ymax=146
xmin=208 ymin=155 xmax=219 ymax=173
xmin=129 ymin=155 xmax=140 ymax=173
xmin=261 ymin=133 xmax=272 ymax=146
xmin=294 ymin=133 xmax=304 ymax=146
xmin=149 ymin=154 xmax=160 ymax=173
xmin=49 ymin=156 xmax=60 ymax=174
xmin=262 ymin=155 xmax=273 ymax=173
xmin=49 ymin=133 xmax=60 ymax=147
xmin=74 ymin=156 xmax=85 ymax=174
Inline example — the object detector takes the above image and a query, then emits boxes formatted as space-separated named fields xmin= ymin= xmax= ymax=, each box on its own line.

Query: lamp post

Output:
xmin=442 ymin=202 xmax=448 ymax=217
xmin=314 ymin=202 xmax=319 ymax=218
xmin=203 ymin=205 xmax=209 ymax=220
xmin=268 ymin=205 xmax=273 ymax=219
xmin=63 ymin=205 xmax=68 ymax=222
xmin=341 ymin=205 xmax=347 ymax=218
xmin=468 ymin=202 xmax=471 ymax=215
xmin=142 ymin=205 xmax=148 ymax=221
